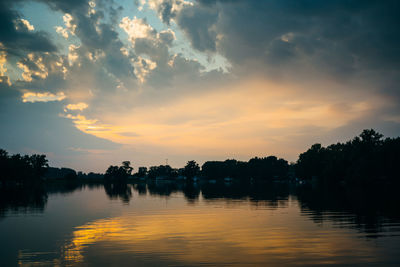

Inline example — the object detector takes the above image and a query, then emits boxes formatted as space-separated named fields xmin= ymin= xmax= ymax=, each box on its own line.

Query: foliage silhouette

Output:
xmin=104 ymin=161 xmax=133 ymax=182
xmin=103 ymin=161 xmax=134 ymax=203
xmin=135 ymin=167 xmax=148 ymax=178
xmin=295 ymin=129 xmax=400 ymax=186
xmin=201 ymin=157 xmax=289 ymax=181
xmin=0 ymin=149 xmax=48 ymax=185
xmin=126 ymin=129 xmax=397 ymax=187
xmin=183 ymin=160 xmax=200 ymax=179
xmin=147 ymin=165 xmax=178 ymax=179
xmin=1 ymin=128 xmax=399 ymax=190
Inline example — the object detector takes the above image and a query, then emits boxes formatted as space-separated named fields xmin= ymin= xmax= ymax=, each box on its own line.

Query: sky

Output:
xmin=1 ymin=0 xmax=399 ymax=172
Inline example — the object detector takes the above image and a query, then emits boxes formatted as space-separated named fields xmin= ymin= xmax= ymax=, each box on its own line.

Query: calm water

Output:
xmin=1 ymin=181 xmax=400 ymax=266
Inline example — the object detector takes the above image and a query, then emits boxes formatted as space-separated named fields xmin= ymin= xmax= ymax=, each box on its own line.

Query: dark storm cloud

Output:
xmin=177 ymin=4 xmax=218 ymax=52
xmin=0 ymin=0 xmax=57 ymax=53
xmin=134 ymin=38 xmax=170 ymax=64
xmin=172 ymin=0 xmax=400 ymax=78
xmin=37 ymin=0 xmax=89 ymax=13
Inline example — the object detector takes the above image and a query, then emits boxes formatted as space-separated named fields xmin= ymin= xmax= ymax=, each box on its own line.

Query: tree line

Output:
xmin=103 ymin=129 xmax=399 ymax=186
xmin=104 ymin=156 xmax=289 ymax=182
xmin=1 ymin=129 xmax=399 ymax=187
xmin=296 ymin=129 xmax=400 ymax=186
xmin=0 ymin=149 xmax=48 ymax=185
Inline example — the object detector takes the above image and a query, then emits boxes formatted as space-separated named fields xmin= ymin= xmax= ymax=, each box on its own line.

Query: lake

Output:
xmin=1 ymin=180 xmax=400 ymax=266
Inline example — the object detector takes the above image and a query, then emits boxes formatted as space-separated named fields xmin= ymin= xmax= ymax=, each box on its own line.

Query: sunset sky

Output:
xmin=1 ymin=0 xmax=399 ymax=172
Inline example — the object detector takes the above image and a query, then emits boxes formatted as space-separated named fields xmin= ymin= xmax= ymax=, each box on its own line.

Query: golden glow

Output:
xmin=58 ymin=198 xmax=378 ymax=265
xmin=62 ymin=218 xmax=125 ymax=263
xmin=66 ymin=78 xmax=374 ymax=159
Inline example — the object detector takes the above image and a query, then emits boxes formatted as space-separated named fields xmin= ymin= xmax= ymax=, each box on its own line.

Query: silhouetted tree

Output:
xmin=296 ymin=144 xmax=325 ymax=181
xmin=295 ymin=129 xmax=400 ymax=186
xmin=247 ymin=156 xmax=289 ymax=180
xmin=29 ymin=154 xmax=49 ymax=178
xmin=0 ymin=149 xmax=48 ymax=185
xmin=136 ymin=167 xmax=147 ymax=177
xmin=147 ymin=165 xmax=175 ymax=179
xmin=121 ymin=161 xmax=133 ymax=175
xmin=183 ymin=160 xmax=200 ymax=179
xmin=103 ymin=161 xmax=133 ymax=203
xmin=104 ymin=161 xmax=133 ymax=182
xmin=201 ymin=157 xmax=288 ymax=181
xmin=105 ymin=166 xmax=126 ymax=181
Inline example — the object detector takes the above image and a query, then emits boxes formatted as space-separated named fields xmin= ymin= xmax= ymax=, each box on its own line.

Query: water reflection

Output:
xmin=0 ymin=184 xmax=48 ymax=217
xmin=104 ymin=180 xmax=132 ymax=203
xmin=1 ymin=180 xmax=400 ymax=266
xmin=296 ymin=185 xmax=400 ymax=238
xmin=2 ymin=180 xmax=400 ymax=235
xmin=0 ymin=181 xmax=101 ymax=219
xmin=59 ymin=204 xmax=383 ymax=266
xmin=135 ymin=179 xmax=400 ymax=235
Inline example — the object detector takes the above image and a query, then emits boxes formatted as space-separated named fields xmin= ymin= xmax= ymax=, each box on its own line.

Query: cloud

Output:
xmin=54 ymin=13 xmax=77 ymax=39
xmin=55 ymin=26 xmax=69 ymax=38
xmin=1 ymin=0 xmax=399 ymax=171
xmin=78 ymin=78 xmax=385 ymax=163
xmin=68 ymin=44 xmax=80 ymax=66
xmin=15 ymin=18 xmax=35 ymax=31
xmin=0 ymin=98 xmax=120 ymax=171
xmin=17 ymin=53 xmax=49 ymax=81
xmin=118 ymin=131 xmax=140 ymax=137
xmin=0 ymin=49 xmax=7 ymax=75
xmin=38 ymin=0 xmax=89 ymax=14
xmin=0 ymin=1 xmax=57 ymax=53
xmin=147 ymin=0 xmax=193 ymax=25
xmin=0 ymin=49 xmax=11 ymax=86
xmin=176 ymin=3 xmax=218 ymax=52
xmin=22 ymin=91 xmax=66 ymax=102
xmin=158 ymin=29 xmax=176 ymax=45
xmin=120 ymin=16 xmax=156 ymax=44
xmin=65 ymin=102 xmax=88 ymax=111
xmin=133 ymin=56 xmax=157 ymax=83
xmin=63 ymin=13 xmax=77 ymax=34
xmin=160 ymin=1 xmax=400 ymax=82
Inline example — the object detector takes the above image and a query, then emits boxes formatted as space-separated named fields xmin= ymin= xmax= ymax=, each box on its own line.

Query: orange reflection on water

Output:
xmin=60 ymin=198 xmax=378 ymax=266
xmin=62 ymin=218 xmax=126 ymax=263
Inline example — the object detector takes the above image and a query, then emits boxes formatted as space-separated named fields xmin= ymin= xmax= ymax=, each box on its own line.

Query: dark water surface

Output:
xmin=1 ymin=181 xmax=400 ymax=266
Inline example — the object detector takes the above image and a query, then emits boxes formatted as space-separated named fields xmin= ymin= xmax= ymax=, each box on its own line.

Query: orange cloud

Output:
xmin=68 ymin=78 xmax=374 ymax=161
